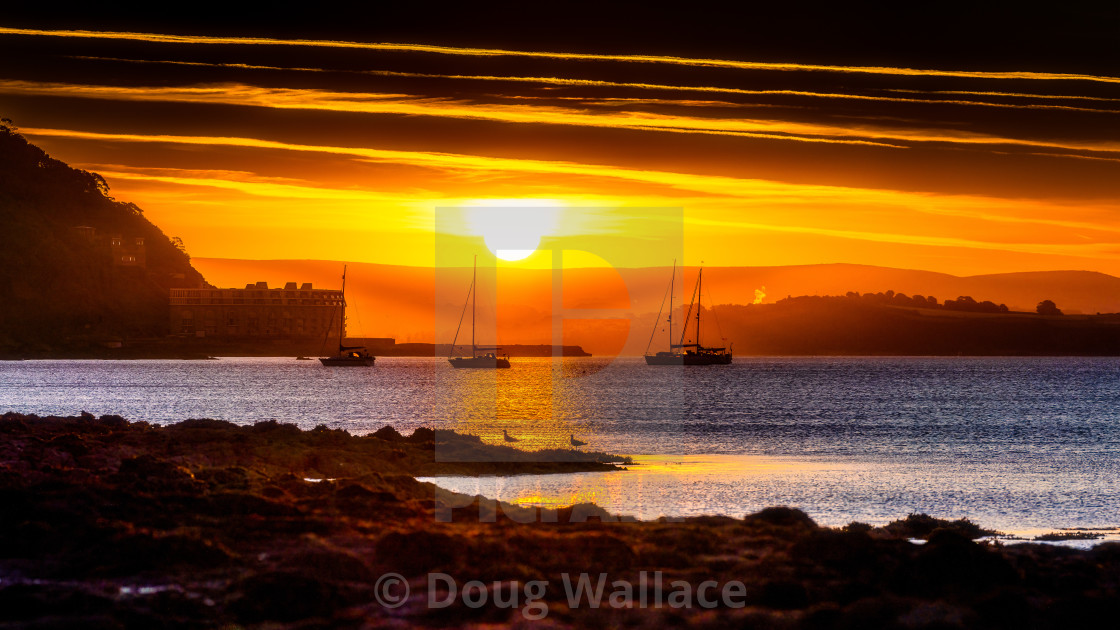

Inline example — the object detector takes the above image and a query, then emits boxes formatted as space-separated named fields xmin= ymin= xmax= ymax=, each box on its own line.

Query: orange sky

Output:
xmin=2 ymin=26 xmax=1119 ymax=277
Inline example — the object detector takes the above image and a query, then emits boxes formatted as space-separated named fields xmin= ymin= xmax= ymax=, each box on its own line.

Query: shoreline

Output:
xmin=13 ymin=351 xmax=1120 ymax=361
xmin=0 ymin=342 xmax=593 ymax=361
xmin=423 ymin=452 xmax=1120 ymax=546
xmin=3 ymin=413 xmax=1119 ymax=627
xmin=2 ymin=394 xmax=1114 ymax=538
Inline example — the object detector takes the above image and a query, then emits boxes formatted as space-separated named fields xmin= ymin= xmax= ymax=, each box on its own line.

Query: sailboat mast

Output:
xmin=696 ymin=267 xmax=702 ymax=350
xmin=339 ymin=264 xmax=347 ymax=353
xmin=669 ymin=260 xmax=675 ymax=351
xmin=471 ymin=254 xmax=477 ymax=356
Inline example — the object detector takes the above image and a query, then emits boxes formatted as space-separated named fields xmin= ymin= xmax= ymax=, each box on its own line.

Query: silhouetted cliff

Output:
xmin=0 ymin=122 xmax=208 ymax=353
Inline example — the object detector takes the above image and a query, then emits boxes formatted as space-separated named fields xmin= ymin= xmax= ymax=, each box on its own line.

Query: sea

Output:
xmin=3 ymin=356 xmax=1118 ymax=542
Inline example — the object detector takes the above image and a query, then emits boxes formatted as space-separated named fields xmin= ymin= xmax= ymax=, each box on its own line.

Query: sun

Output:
xmin=465 ymin=200 xmax=561 ymax=261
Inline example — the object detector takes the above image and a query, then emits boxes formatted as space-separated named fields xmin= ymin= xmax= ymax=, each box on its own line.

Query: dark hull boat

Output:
xmin=320 ymin=350 xmax=375 ymax=367
xmin=319 ymin=265 xmax=375 ymax=367
xmin=449 ymin=354 xmax=510 ymax=369
xmin=644 ymin=349 xmax=732 ymax=366
xmin=448 ymin=255 xmax=510 ymax=369
xmin=643 ymin=262 xmax=731 ymax=366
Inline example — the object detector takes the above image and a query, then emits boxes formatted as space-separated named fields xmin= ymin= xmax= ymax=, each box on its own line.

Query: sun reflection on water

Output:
xmin=430 ymin=357 xmax=631 ymax=454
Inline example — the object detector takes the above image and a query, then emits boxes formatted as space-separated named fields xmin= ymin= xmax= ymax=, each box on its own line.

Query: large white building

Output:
xmin=169 ymin=281 xmax=343 ymax=338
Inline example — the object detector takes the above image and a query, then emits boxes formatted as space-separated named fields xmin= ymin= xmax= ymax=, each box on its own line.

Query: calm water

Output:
xmin=3 ymin=357 xmax=1119 ymax=535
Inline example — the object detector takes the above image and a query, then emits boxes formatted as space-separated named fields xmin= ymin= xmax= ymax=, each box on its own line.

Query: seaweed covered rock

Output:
xmin=375 ymin=530 xmax=462 ymax=576
xmin=0 ymin=413 xmax=1116 ymax=628
xmin=883 ymin=513 xmax=994 ymax=540
xmin=744 ymin=506 xmax=819 ymax=531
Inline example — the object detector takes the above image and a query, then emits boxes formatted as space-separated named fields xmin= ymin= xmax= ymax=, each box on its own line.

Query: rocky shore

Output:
xmin=1 ymin=413 xmax=1117 ymax=628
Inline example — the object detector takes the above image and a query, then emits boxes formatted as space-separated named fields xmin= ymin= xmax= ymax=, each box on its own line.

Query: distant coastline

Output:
xmin=720 ymin=297 xmax=1120 ymax=357
xmin=12 ymin=299 xmax=1120 ymax=358
xmin=0 ymin=340 xmax=592 ymax=360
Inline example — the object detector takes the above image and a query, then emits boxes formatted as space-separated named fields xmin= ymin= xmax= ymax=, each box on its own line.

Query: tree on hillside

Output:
xmin=947 ymin=295 xmax=977 ymax=309
xmin=1037 ymin=300 xmax=1063 ymax=316
xmin=171 ymin=236 xmax=189 ymax=258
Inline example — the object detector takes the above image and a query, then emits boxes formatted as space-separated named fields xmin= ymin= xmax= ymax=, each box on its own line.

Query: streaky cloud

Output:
xmin=25 ymin=126 xmax=1120 ymax=235
xmin=0 ymin=80 xmax=904 ymax=148
xmin=689 ymin=217 xmax=1120 ymax=260
xmin=61 ymin=56 xmax=1120 ymax=115
xmin=90 ymin=168 xmax=412 ymax=201
xmin=4 ymin=26 xmax=1120 ymax=85
xmin=4 ymin=79 xmax=1119 ymax=157
xmin=886 ymin=88 xmax=1120 ymax=104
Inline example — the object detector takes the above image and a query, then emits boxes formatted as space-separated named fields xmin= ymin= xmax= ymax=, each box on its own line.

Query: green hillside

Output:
xmin=0 ymin=122 xmax=208 ymax=353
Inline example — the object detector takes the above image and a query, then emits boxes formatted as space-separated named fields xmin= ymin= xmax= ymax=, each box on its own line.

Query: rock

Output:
xmin=759 ymin=579 xmax=810 ymax=610
xmin=117 ymin=455 xmax=191 ymax=480
xmin=0 ymin=583 xmax=113 ymax=620
xmin=909 ymin=530 xmax=1018 ymax=597
xmin=408 ymin=427 xmax=435 ymax=444
xmin=205 ymin=491 xmax=301 ymax=518
xmin=77 ymin=532 xmax=233 ymax=576
xmin=375 ymin=531 xmax=462 ymax=576
xmin=278 ymin=545 xmax=376 ymax=583
xmin=194 ymin=466 xmax=250 ymax=490
xmin=371 ymin=425 xmax=403 ymax=441
xmin=229 ymin=571 xmax=346 ymax=623
xmin=883 ymin=513 xmax=994 ymax=540
xmin=97 ymin=415 xmax=128 ymax=429
xmin=47 ymin=433 xmax=90 ymax=458
xmin=744 ymin=506 xmax=819 ymax=530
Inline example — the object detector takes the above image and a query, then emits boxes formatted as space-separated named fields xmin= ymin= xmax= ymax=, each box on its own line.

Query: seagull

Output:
xmin=570 ymin=434 xmax=587 ymax=447
xmin=503 ymin=429 xmax=520 ymax=443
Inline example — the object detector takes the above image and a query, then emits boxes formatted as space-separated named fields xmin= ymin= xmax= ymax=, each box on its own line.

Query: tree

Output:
xmin=1036 ymin=300 xmax=1063 ymax=316
xmin=943 ymin=296 xmax=977 ymax=311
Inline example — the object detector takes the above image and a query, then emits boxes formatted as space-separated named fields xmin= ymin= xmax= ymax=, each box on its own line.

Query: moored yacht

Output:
xmin=644 ymin=263 xmax=731 ymax=366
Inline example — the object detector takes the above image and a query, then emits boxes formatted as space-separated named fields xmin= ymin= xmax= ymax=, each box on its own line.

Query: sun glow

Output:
xmin=464 ymin=200 xmax=562 ymax=261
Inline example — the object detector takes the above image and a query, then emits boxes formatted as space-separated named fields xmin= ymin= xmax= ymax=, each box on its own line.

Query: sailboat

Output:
xmin=319 ymin=265 xmax=376 ymax=367
xmin=644 ymin=263 xmax=732 ymax=366
xmin=448 ymin=255 xmax=510 ymax=368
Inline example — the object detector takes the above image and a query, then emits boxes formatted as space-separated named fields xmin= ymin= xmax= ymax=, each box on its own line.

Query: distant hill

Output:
xmin=699 ymin=264 xmax=1120 ymax=315
xmin=715 ymin=296 xmax=1120 ymax=356
xmin=0 ymin=123 xmax=207 ymax=353
xmin=958 ymin=270 xmax=1120 ymax=315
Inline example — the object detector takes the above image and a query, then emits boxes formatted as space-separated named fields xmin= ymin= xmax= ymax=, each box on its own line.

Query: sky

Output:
xmin=2 ymin=5 xmax=1119 ymax=276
